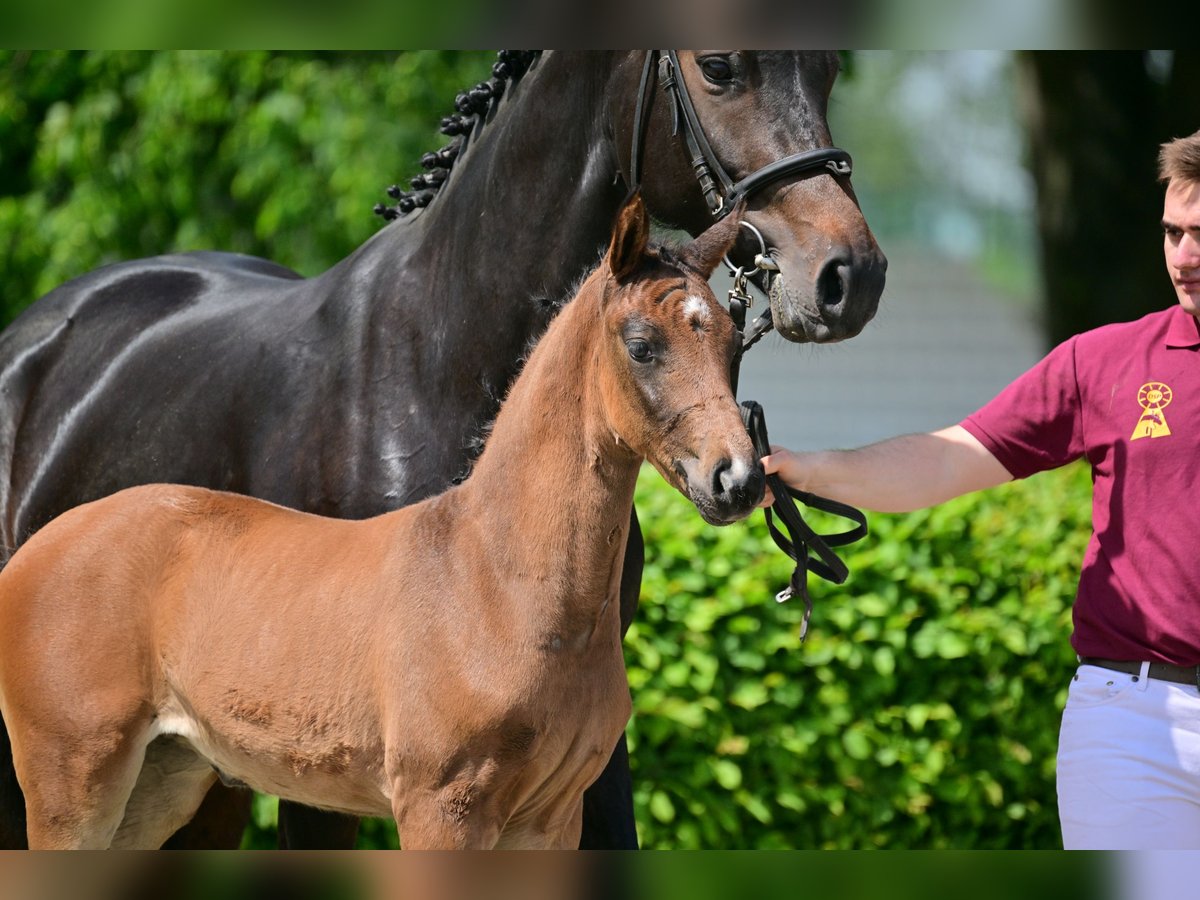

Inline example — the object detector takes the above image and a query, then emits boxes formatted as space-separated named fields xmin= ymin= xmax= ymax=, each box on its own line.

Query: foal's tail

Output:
xmin=0 ymin=716 xmax=26 ymax=849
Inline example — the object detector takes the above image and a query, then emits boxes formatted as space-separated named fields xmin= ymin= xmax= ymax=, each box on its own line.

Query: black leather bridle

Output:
xmin=629 ymin=50 xmax=868 ymax=639
xmin=629 ymin=50 xmax=853 ymax=220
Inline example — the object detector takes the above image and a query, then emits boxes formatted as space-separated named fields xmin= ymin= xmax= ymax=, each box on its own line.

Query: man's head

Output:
xmin=1159 ymin=131 xmax=1200 ymax=316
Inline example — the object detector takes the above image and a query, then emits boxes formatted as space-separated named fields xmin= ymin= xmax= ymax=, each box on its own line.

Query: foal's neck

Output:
xmin=461 ymin=275 xmax=640 ymax=620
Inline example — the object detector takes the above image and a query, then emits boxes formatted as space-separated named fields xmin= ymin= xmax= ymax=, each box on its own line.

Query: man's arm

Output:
xmin=761 ymin=425 xmax=1013 ymax=513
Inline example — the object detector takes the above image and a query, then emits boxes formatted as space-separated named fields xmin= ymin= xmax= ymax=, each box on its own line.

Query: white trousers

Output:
xmin=1058 ymin=662 xmax=1200 ymax=849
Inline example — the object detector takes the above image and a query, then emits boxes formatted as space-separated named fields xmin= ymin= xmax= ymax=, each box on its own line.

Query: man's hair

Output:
xmin=1158 ymin=130 xmax=1200 ymax=184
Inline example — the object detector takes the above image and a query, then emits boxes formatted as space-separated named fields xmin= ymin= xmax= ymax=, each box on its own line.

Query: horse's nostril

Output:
xmin=745 ymin=464 xmax=765 ymax=504
xmin=711 ymin=459 xmax=763 ymax=508
xmin=712 ymin=458 xmax=734 ymax=498
xmin=816 ymin=249 xmax=852 ymax=311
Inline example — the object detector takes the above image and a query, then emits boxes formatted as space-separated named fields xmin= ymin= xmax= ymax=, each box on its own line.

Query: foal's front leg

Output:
xmin=507 ymin=799 xmax=585 ymax=849
xmin=18 ymin=721 xmax=150 ymax=849
xmin=392 ymin=784 xmax=504 ymax=849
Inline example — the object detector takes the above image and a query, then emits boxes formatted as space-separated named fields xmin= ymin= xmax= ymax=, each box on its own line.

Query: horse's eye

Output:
xmin=699 ymin=56 xmax=734 ymax=84
xmin=626 ymin=339 xmax=653 ymax=362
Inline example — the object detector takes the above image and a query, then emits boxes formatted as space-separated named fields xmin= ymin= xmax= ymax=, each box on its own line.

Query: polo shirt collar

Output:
xmin=1165 ymin=307 xmax=1200 ymax=348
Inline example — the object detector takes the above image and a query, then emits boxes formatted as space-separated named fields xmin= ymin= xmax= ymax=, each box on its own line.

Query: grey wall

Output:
xmin=729 ymin=242 xmax=1043 ymax=452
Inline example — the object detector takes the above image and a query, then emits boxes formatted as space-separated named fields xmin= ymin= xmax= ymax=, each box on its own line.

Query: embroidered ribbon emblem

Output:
xmin=1131 ymin=381 xmax=1173 ymax=440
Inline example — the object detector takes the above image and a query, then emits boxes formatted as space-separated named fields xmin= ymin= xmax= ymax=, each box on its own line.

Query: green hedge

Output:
xmin=626 ymin=460 xmax=1089 ymax=849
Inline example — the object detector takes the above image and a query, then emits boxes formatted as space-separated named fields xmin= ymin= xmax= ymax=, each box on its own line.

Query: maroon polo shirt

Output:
xmin=961 ymin=306 xmax=1200 ymax=666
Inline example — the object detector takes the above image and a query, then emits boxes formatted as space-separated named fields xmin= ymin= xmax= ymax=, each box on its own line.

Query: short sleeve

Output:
xmin=959 ymin=336 xmax=1086 ymax=479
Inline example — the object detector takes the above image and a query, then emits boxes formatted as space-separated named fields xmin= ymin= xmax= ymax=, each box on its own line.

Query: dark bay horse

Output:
xmin=0 ymin=196 xmax=762 ymax=849
xmin=0 ymin=51 xmax=885 ymax=849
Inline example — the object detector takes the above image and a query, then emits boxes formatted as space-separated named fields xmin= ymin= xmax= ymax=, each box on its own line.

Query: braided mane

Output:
xmin=373 ymin=51 xmax=541 ymax=221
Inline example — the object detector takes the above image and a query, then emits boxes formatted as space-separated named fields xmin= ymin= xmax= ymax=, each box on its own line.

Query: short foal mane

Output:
xmin=373 ymin=50 xmax=541 ymax=221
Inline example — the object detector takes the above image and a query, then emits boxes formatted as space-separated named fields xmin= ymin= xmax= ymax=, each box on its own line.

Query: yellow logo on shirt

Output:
xmin=1131 ymin=381 xmax=1173 ymax=440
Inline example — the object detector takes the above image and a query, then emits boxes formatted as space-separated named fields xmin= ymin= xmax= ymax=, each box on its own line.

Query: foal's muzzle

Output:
xmin=678 ymin=456 xmax=765 ymax=526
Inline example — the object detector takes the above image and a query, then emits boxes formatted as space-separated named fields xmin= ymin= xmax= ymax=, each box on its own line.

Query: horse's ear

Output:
xmin=607 ymin=192 xmax=650 ymax=282
xmin=680 ymin=202 xmax=745 ymax=279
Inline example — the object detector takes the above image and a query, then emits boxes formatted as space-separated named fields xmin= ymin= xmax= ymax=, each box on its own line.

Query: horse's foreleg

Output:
xmin=17 ymin=722 xmax=151 ymax=849
xmin=392 ymin=782 xmax=504 ymax=849
xmin=578 ymin=732 xmax=638 ymax=849
xmin=550 ymin=799 xmax=585 ymax=849
xmin=159 ymin=782 xmax=252 ymax=849
xmin=493 ymin=799 xmax=584 ymax=850
xmin=617 ymin=507 xmax=644 ymax=637
xmin=277 ymin=801 xmax=360 ymax=849
xmin=0 ymin=718 xmax=26 ymax=849
xmin=576 ymin=508 xmax=642 ymax=850
xmin=111 ymin=735 xmax=219 ymax=849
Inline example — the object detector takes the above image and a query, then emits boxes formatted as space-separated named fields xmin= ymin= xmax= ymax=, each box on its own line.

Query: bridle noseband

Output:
xmin=630 ymin=50 xmax=868 ymax=639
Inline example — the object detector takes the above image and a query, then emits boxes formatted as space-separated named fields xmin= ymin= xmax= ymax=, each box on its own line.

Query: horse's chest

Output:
xmin=386 ymin=648 xmax=631 ymax=834
xmin=495 ymin=654 xmax=632 ymax=813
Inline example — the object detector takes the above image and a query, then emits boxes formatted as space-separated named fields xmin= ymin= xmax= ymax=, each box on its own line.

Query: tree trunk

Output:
xmin=1014 ymin=51 xmax=1167 ymax=348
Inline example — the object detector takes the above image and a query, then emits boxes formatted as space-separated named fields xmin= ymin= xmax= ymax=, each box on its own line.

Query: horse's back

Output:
xmin=0 ymin=252 xmax=312 ymax=557
xmin=1 ymin=251 xmax=302 ymax=344
xmin=0 ymin=481 xmax=306 ymax=688
xmin=0 ymin=482 xmax=212 ymax=600
xmin=0 ymin=251 xmax=304 ymax=401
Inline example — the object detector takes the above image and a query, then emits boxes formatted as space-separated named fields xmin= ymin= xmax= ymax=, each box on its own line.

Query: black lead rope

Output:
xmin=728 ymin=290 xmax=869 ymax=641
xmin=740 ymin=401 xmax=869 ymax=640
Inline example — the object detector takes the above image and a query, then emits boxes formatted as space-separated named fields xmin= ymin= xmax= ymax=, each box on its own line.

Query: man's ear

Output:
xmin=606 ymin=191 xmax=650 ymax=282
xmin=680 ymin=202 xmax=745 ymax=279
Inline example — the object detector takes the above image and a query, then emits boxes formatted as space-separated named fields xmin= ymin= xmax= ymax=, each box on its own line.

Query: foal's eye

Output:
xmin=626 ymin=339 xmax=653 ymax=362
xmin=699 ymin=55 xmax=734 ymax=84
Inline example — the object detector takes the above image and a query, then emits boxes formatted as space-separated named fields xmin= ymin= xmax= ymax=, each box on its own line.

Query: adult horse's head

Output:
xmin=612 ymin=50 xmax=887 ymax=343
xmin=596 ymin=194 xmax=764 ymax=526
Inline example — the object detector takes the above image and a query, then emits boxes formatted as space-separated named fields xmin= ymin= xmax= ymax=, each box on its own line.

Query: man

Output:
xmin=762 ymin=130 xmax=1200 ymax=849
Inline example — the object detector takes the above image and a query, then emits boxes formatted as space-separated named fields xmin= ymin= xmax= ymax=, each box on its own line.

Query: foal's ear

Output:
xmin=607 ymin=192 xmax=650 ymax=282
xmin=680 ymin=202 xmax=745 ymax=279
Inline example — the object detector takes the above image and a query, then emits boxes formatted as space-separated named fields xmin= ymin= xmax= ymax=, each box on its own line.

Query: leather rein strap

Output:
xmin=629 ymin=49 xmax=869 ymax=639
xmin=740 ymin=401 xmax=868 ymax=640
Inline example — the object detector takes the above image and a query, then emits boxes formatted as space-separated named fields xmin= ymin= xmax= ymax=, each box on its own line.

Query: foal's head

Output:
xmin=597 ymin=195 xmax=764 ymax=525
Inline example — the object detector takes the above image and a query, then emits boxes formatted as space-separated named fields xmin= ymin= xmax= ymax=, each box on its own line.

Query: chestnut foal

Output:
xmin=0 ymin=196 xmax=763 ymax=849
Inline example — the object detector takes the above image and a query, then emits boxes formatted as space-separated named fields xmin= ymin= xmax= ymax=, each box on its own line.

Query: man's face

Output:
xmin=1163 ymin=178 xmax=1200 ymax=316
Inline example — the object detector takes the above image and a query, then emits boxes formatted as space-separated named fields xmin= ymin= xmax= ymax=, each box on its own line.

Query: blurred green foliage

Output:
xmin=624 ymin=461 xmax=1088 ymax=849
xmin=0 ymin=50 xmax=493 ymax=325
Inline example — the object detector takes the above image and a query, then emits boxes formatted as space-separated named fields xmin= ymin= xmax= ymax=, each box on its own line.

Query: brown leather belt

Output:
xmin=1079 ymin=656 xmax=1200 ymax=688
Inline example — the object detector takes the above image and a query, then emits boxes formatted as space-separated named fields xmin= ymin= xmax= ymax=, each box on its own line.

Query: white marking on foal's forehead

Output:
xmin=682 ymin=294 xmax=711 ymax=322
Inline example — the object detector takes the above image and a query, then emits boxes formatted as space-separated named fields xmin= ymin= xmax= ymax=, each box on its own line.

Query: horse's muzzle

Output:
xmin=680 ymin=456 xmax=765 ymax=526
xmin=769 ymin=243 xmax=887 ymax=344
